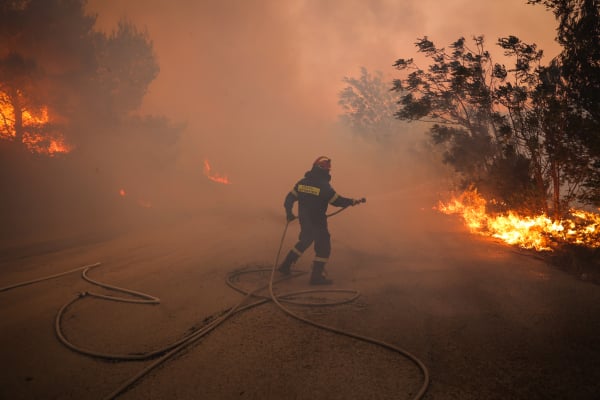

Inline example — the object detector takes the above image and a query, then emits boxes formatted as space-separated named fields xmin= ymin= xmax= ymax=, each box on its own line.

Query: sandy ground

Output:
xmin=1 ymin=197 xmax=600 ymax=400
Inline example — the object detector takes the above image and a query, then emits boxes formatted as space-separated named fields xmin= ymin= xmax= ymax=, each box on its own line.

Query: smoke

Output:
xmin=1 ymin=0 xmax=561 ymax=263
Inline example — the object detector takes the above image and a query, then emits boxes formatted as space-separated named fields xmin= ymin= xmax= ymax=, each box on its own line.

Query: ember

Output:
xmin=118 ymin=188 xmax=152 ymax=208
xmin=203 ymin=159 xmax=231 ymax=185
xmin=437 ymin=188 xmax=600 ymax=251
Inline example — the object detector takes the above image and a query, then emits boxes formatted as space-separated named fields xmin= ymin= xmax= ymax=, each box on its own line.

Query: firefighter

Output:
xmin=278 ymin=156 xmax=365 ymax=285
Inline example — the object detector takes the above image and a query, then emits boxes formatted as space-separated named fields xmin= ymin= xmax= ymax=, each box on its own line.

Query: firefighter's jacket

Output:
xmin=284 ymin=167 xmax=354 ymax=226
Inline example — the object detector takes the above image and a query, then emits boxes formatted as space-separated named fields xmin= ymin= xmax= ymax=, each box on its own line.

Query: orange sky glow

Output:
xmin=86 ymin=0 xmax=560 ymax=121
xmin=85 ymin=0 xmax=562 ymax=184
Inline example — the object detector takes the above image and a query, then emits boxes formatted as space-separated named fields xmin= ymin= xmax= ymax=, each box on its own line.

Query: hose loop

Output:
xmin=1 ymin=206 xmax=429 ymax=399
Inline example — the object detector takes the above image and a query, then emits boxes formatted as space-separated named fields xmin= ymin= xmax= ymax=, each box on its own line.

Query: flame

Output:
xmin=22 ymin=129 xmax=72 ymax=156
xmin=22 ymin=107 xmax=49 ymax=125
xmin=119 ymin=189 xmax=126 ymax=197
xmin=0 ymin=93 xmax=71 ymax=156
xmin=203 ymin=159 xmax=231 ymax=184
xmin=437 ymin=188 xmax=600 ymax=251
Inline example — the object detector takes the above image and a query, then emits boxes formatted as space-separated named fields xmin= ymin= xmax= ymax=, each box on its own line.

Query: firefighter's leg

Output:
xmin=277 ymin=247 xmax=302 ymax=275
xmin=278 ymin=223 xmax=314 ymax=275
xmin=310 ymin=227 xmax=332 ymax=285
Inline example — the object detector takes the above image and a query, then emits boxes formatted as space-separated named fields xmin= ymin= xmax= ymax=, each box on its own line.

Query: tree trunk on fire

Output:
xmin=9 ymin=88 xmax=23 ymax=145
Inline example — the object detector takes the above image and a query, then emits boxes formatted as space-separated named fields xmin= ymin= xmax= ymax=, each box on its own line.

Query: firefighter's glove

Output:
xmin=352 ymin=198 xmax=367 ymax=206
xmin=286 ymin=213 xmax=297 ymax=222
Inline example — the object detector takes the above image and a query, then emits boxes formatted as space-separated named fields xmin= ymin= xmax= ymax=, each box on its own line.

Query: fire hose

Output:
xmin=1 ymin=201 xmax=430 ymax=400
xmin=267 ymin=201 xmax=430 ymax=400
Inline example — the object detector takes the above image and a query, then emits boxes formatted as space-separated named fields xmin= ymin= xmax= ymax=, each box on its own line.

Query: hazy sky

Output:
xmin=85 ymin=0 xmax=562 ymax=191
xmin=87 ymin=0 xmax=560 ymax=118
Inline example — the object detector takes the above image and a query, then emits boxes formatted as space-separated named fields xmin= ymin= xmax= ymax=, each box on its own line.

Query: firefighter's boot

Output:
xmin=277 ymin=251 xmax=299 ymax=275
xmin=309 ymin=261 xmax=332 ymax=285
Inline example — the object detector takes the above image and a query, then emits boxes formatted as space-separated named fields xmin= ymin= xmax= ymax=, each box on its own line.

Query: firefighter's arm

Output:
xmin=329 ymin=192 xmax=366 ymax=207
xmin=284 ymin=189 xmax=298 ymax=221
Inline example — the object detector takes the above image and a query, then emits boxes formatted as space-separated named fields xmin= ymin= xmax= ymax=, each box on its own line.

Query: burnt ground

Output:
xmin=1 ymin=204 xmax=600 ymax=400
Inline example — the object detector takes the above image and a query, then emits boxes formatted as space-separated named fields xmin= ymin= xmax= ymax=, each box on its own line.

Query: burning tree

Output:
xmin=392 ymin=34 xmax=597 ymax=217
xmin=0 ymin=0 xmax=179 ymax=238
xmin=0 ymin=0 xmax=159 ymax=155
xmin=1 ymin=0 xmax=93 ymax=154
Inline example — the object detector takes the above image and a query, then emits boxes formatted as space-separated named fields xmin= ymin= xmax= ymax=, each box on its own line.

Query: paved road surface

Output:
xmin=1 ymin=203 xmax=599 ymax=399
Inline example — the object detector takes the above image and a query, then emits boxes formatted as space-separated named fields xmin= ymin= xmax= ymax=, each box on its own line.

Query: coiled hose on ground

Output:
xmin=1 ymin=214 xmax=429 ymax=399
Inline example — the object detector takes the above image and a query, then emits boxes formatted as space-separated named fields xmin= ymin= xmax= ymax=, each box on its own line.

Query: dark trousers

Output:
xmin=293 ymin=218 xmax=331 ymax=261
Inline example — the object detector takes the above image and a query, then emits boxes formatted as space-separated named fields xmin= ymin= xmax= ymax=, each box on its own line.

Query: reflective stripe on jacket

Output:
xmin=284 ymin=167 xmax=353 ymax=224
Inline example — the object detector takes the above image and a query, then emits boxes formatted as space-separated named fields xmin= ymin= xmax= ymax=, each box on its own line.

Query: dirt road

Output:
xmin=1 ymin=203 xmax=599 ymax=400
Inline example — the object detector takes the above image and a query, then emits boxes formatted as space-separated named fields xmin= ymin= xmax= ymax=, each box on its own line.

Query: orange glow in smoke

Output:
xmin=437 ymin=188 xmax=600 ymax=251
xmin=203 ymin=159 xmax=231 ymax=185
xmin=118 ymin=188 xmax=152 ymax=208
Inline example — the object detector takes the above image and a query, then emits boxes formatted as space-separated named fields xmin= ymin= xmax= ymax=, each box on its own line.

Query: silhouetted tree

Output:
xmin=0 ymin=0 xmax=176 ymax=239
xmin=93 ymin=20 xmax=159 ymax=122
xmin=338 ymin=67 xmax=401 ymax=142
xmin=529 ymin=0 xmax=600 ymax=204
xmin=0 ymin=0 xmax=159 ymax=153
xmin=393 ymin=35 xmax=590 ymax=215
xmin=529 ymin=0 xmax=599 ymax=123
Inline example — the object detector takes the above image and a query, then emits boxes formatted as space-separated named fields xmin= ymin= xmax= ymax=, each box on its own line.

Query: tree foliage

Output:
xmin=94 ymin=20 xmax=160 ymax=121
xmin=529 ymin=0 xmax=600 ymax=123
xmin=393 ymin=34 xmax=595 ymax=216
xmin=338 ymin=67 xmax=401 ymax=142
xmin=0 ymin=0 xmax=159 ymax=152
xmin=0 ymin=0 xmax=179 ymax=237
xmin=529 ymin=0 xmax=600 ymax=203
